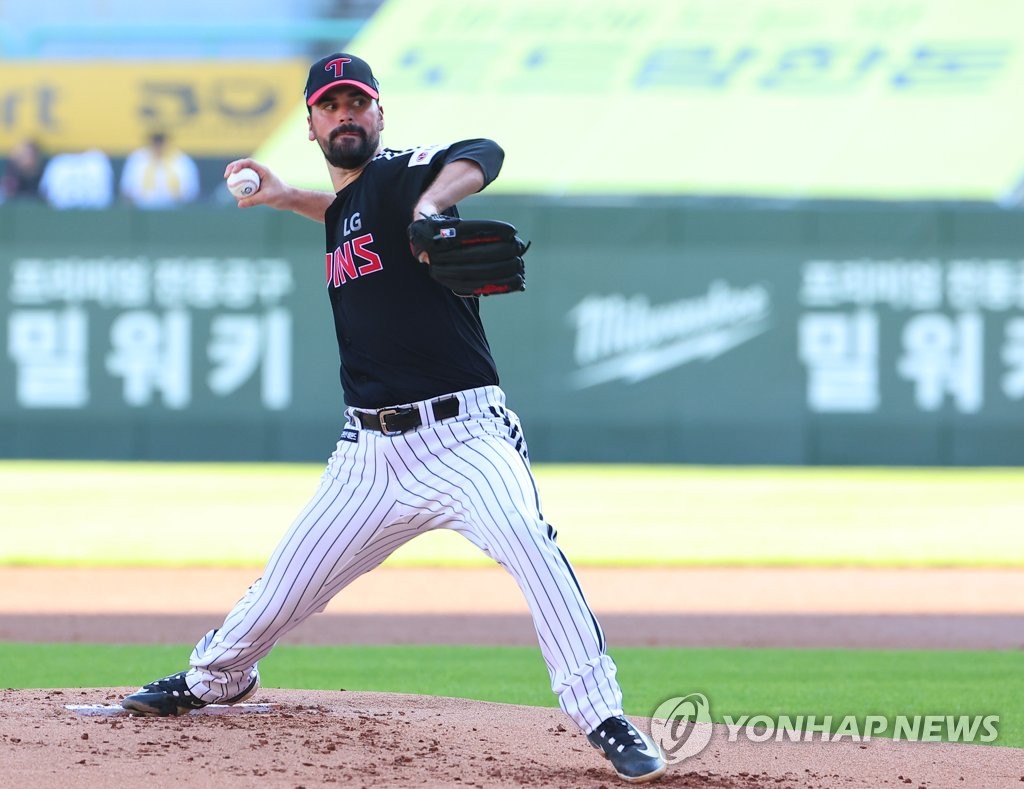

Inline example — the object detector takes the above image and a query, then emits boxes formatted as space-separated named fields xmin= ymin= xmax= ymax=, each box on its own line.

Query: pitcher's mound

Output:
xmin=0 ymin=688 xmax=1018 ymax=787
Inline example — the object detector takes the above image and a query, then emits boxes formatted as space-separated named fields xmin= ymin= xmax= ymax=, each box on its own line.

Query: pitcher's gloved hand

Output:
xmin=408 ymin=214 xmax=529 ymax=297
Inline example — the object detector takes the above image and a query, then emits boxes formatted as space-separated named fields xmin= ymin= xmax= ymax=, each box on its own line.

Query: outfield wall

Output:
xmin=2 ymin=199 xmax=1023 ymax=465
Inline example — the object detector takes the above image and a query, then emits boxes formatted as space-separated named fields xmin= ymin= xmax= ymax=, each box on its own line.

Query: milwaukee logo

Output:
xmin=567 ymin=281 xmax=771 ymax=389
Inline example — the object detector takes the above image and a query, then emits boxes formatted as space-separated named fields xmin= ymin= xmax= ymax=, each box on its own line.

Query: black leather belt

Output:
xmin=356 ymin=397 xmax=460 ymax=435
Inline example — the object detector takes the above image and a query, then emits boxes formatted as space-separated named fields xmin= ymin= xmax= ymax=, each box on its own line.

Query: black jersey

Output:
xmin=323 ymin=139 xmax=505 ymax=409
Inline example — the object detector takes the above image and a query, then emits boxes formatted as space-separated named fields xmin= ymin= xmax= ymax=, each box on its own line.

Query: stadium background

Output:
xmin=4 ymin=0 xmax=1024 ymax=465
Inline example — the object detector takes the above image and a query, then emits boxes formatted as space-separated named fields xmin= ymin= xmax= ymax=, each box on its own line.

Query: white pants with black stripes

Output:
xmin=185 ymin=385 xmax=623 ymax=733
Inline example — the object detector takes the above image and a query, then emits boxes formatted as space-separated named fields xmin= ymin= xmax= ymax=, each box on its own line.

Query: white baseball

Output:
xmin=226 ymin=167 xmax=261 ymax=199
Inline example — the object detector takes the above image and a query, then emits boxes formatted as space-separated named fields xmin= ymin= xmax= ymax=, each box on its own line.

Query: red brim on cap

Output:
xmin=307 ymin=80 xmax=379 ymax=105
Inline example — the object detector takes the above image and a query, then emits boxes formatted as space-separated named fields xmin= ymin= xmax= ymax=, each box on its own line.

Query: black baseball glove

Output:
xmin=408 ymin=214 xmax=529 ymax=297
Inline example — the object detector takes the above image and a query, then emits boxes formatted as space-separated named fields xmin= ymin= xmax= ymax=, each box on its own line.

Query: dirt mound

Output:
xmin=1 ymin=689 xmax=1020 ymax=788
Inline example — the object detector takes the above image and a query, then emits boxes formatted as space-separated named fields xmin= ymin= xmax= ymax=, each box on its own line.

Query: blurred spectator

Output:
xmin=39 ymin=149 xmax=115 ymax=209
xmin=998 ymin=171 xmax=1024 ymax=209
xmin=119 ymin=131 xmax=200 ymax=209
xmin=1 ymin=139 xmax=46 ymax=201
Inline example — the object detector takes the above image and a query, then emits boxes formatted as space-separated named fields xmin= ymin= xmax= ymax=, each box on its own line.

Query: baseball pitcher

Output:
xmin=120 ymin=52 xmax=666 ymax=785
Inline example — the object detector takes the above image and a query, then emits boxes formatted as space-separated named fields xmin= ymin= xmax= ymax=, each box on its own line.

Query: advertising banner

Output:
xmin=0 ymin=61 xmax=308 ymax=156
xmin=2 ymin=201 xmax=1023 ymax=464
xmin=257 ymin=0 xmax=1024 ymax=200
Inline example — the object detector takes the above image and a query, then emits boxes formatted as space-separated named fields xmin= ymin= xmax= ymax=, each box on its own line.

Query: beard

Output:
xmin=322 ymin=124 xmax=379 ymax=169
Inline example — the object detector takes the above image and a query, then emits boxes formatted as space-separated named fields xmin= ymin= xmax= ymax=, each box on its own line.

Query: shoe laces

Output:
xmin=594 ymin=716 xmax=644 ymax=754
xmin=145 ymin=672 xmax=194 ymax=698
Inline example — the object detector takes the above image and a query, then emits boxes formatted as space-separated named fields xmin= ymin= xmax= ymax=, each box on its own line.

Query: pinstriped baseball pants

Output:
xmin=185 ymin=385 xmax=624 ymax=733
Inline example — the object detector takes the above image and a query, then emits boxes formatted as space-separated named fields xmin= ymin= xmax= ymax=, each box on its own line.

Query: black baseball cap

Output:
xmin=305 ymin=53 xmax=380 ymax=106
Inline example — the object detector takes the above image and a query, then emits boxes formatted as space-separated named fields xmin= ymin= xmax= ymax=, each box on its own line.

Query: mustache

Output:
xmin=330 ymin=124 xmax=366 ymax=142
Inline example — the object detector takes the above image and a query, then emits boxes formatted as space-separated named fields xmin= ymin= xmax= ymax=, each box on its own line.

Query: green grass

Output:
xmin=2 ymin=461 xmax=1023 ymax=567
xmin=4 ymin=642 xmax=1021 ymax=747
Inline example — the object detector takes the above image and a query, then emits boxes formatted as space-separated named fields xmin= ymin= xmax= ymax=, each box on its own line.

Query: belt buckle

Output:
xmin=377 ymin=408 xmax=403 ymax=436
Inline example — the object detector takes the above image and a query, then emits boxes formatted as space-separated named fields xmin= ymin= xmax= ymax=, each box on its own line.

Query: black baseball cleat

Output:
xmin=587 ymin=715 xmax=668 ymax=784
xmin=121 ymin=671 xmax=259 ymax=717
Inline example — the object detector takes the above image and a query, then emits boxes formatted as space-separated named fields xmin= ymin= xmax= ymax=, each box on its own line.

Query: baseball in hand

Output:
xmin=226 ymin=167 xmax=261 ymax=199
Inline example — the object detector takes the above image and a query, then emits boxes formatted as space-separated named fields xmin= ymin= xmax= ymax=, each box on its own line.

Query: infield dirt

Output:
xmin=1 ymin=566 xmax=1022 ymax=787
